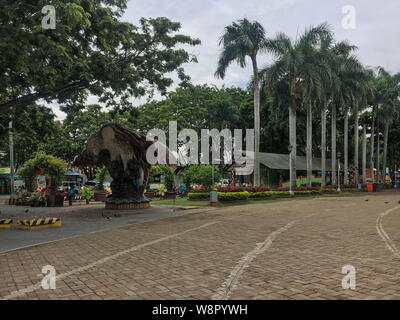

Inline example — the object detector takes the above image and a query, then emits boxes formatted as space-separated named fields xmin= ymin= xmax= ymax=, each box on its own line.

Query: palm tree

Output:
xmin=326 ymin=41 xmax=365 ymax=186
xmin=261 ymin=23 xmax=332 ymax=190
xmin=215 ymin=18 xmax=268 ymax=187
xmin=378 ymin=68 xmax=400 ymax=182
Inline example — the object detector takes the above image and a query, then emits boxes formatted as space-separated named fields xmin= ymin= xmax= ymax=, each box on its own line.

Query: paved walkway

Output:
xmin=0 ymin=203 xmax=211 ymax=253
xmin=1 ymin=192 xmax=400 ymax=300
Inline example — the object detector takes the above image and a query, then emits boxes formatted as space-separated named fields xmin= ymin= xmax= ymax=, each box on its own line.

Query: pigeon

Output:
xmin=25 ymin=209 xmax=29 ymax=213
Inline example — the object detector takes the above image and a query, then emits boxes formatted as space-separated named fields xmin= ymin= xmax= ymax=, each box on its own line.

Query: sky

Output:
xmin=53 ymin=0 xmax=400 ymax=119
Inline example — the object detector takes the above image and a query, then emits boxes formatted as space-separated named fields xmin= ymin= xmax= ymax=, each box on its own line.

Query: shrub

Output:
xmin=95 ymin=166 xmax=108 ymax=192
xmin=19 ymin=152 xmax=66 ymax=191
xmin=217 ymin=186 xmax=270 ymax=193
xmin=188 ymin=192 xmax=209 ymax=200
xmin=218 ymin=191 xmax=249 ymax=201
xmin=183 ymin=165 xmax=221 ymax=189
xmin=322 ymin=188 xmax=337 ymax=193
xmin=160 ymin=165 xmax=175 ymax=191
xmin=28 ymin=192 xmax=47 ymax=206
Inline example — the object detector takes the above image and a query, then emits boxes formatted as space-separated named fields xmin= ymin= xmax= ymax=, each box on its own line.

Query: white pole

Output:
xmin=9 ymin=119 xmax=15 ymax=200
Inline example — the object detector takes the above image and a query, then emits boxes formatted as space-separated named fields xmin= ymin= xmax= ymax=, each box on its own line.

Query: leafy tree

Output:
xmin=0 ymin=105 xmax=68 ymax=169
xmin=262 ymin=23 xmax=331 ymax=189
xmin=19 ymin=152 xmax=67 ymax=191
xmin=215 ymin=18 xmax=269 ymax=187
xmin=0 ymin=1 xmax=200 ymax=113
xmin=183 ymin=165 xmax=221 ymax=189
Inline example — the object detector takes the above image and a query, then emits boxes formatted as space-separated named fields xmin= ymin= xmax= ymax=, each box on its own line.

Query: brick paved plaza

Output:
xmin=1 ymin=192 xmax=400 ymax=300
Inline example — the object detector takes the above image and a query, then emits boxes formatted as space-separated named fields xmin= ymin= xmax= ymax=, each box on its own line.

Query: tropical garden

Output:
xmin=1 ymin=1 xmax=399 ymax=206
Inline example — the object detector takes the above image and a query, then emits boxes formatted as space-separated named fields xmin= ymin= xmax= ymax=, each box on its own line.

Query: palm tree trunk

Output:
xmin=370 ymin=109 xmax=375 ymax=182
xmin=289 ymin=76 xmax=297 ymax=190
xmin=354 ymin=102 xmax=359 ymax=186
xmin=331 ymin=104 xmax=337 ymax=185
xmin=344 ymin=108 xmax=349 ymax=185
xmin=321 ymin=104 xmax=327 ymax=188
xmin=383 ymin=121 xmax=389 ymax=184
xmin=376 ymin=112 xmax=380 ymax=183
xmin=362 ymin=124 xmax=367 ymax=185
xmin=251 ymin=56 xmax=260 ymax=187
xmin=306 ymin=103 xmax=312 ymax=187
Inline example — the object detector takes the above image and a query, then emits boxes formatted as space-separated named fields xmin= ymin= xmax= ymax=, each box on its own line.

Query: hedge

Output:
xmin=188 ymin=191 xmax=249 ymax=201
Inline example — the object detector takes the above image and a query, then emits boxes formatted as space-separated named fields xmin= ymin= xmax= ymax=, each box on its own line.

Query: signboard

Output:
xmin=35 ymin=174 xmax=47 ymax=189
xmin=0 ymin=168 xmax=9 ymax=174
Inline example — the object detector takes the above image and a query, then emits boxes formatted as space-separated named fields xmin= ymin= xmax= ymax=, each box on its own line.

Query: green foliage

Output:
xmin=95 ymin=166 xmax=108 ymax=192
xmin=218 ymin=191 xmax=249 ymax=201
xmin=183 ymin=165 xmax=221 ymax=189
xmin=18 ymin=152 xmax=67 ymax=191
xmin=1 ymin=1 xmax=200 ymax=113
xmin=188 ymin=192 xmax=209 ymax=200
xmin=160 ymin=165 xmax=175 ymax=191
xmin=81 ymin=186 xmax=94 ymax=201
xmin=28 ymin=192 xmax=47 ymax=207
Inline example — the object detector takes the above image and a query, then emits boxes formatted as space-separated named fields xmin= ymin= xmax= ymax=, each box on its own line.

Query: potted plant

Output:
xmin=161 ymin=166 xmax=176 ymax=199
xmin=155 ymin=184 xmax=166 ymax=199
xmin=81 ymin=186 xmax=94 ymax=204
xmin=28 ymin=192 xmax=47 ymax=207
xmin=94 ymin=167 xmax=108 ymax=202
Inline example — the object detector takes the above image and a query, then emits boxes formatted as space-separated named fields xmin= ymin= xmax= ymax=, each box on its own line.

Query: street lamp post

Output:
xmin=288 ymin=145 xmax=293 ymax=195
xmin=337 ymin=152 xmax=341 ymax=192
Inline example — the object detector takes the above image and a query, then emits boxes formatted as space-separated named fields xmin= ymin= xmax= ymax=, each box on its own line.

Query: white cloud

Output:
xmin=49 ymin=0 xmax=400 ymax=119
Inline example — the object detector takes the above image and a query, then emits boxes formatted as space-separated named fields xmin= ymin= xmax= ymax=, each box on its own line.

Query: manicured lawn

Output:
xmin=283 ymin=176 xmax=323 ymax=188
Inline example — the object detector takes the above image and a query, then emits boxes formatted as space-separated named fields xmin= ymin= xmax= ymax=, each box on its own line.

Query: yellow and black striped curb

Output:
xmin=0 ymin=219 xmax=13 ymax=229
xmin=17 ymin=218 xmax=61 ymax=230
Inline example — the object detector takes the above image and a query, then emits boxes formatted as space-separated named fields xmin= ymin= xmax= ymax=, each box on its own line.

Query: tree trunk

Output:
xmin=331 ymin=104 xmax=337 ymax=185
xmin=289 ymin=76 xmax=297 ymax=190
xmin=321 ymin=104 xmax=327 ymax=187
xmin=362 ymin=124 xmax=367 ymax=185
xmin=251 ymin=56 xmax=260 ymax=187
xmin=354 ymin=102 xmax=359 ymax=186
xmin=383 ymin=122 xmax=389 ymax=184
xmin=306 ymin=103 xmax=312 ymax=187
xmin=370 ymin=108 xmax=375 ymax=182
xmin=376 ymin=112 xmax=380 ymax=183
xmin=344 ymin=108 xmax=349 ymax=185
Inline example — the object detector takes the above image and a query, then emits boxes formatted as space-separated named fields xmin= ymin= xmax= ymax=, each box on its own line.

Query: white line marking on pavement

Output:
xmin=1 ymin=221 xmax=220 ymax=300
xmin=213 ymin=214 xmax=314 ymax=300
xmin=376 ymin=206 xmax=400 ymax=259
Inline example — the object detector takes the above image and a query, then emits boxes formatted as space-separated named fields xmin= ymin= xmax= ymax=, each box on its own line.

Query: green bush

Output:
xmin=19 ymin=152 xmax=67 ymax=191
xmin=188 ymin=191 xmax=249 ymax=201
xmin=322 ymin=188 xmax=337 ymax=193
xmin=160 ymin=165 xmax=175 ymax=191
xmin=183 ymin=165 xmax=221 ymax=189
xmin=95 ymin=166 xmax=108 ymax=192
xmin=218 ymin=191 xmax=248 ymax=201
xmin=27 ymin=192 xmax=47 ymax=206
xmin=188 ymin=192 xmax=209 ymax=200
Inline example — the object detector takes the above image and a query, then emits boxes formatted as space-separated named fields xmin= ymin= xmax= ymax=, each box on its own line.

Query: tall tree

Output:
xmin=215 ymin=18 xmax=269 ymax=186
xmin=0 ymin=1 xmax=200 ymax=113
xmin=262 ymin=23 xmax=332 ymax=189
